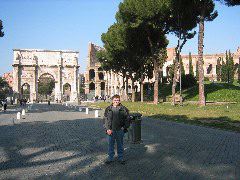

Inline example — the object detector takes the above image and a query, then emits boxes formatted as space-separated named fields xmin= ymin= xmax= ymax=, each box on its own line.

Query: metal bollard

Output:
xmin=86 ymin=108 xmax=89 ymax=114
xmin=17 ymin=112 xmax=21 ymax=120
xmin=22 ymin=109 xmax=26 ymax=119
xmin=95 ymin=110 xmax=99 ymax=118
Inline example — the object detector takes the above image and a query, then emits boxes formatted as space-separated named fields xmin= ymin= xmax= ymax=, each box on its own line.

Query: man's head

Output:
xmin=112 ymin=94 xmax=120 ymax=107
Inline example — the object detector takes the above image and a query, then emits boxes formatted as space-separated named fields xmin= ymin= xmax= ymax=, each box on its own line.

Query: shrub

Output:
xmin=204 ymin=77 xmax=210 ymax=81
xmin=180 ymin=74 xmax=197 ymax=89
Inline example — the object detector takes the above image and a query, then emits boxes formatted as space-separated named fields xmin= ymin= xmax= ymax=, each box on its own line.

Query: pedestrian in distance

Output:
xmin=2 ymin=100 xmax=7 ymax=112
xmin=103 ymin=94 xmax=130 ymax=165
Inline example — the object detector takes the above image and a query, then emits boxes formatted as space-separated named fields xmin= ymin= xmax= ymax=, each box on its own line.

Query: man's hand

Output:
xmin=107 ymin=129 xmax=113 ymax=135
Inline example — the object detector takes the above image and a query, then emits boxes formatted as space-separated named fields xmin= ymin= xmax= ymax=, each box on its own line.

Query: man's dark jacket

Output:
xmin=103 ymin=104 xmax=130 ymax=131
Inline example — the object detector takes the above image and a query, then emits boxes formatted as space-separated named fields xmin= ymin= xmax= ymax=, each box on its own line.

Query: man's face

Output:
xmin=112 ymin=98 xmax=120 ymax=106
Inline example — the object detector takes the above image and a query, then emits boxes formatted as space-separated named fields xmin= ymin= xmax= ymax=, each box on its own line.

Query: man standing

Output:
xmin=2 ymin=100 xmax=7 ymax=112
xmin=104 ymin=94 xmax=130 ymax=165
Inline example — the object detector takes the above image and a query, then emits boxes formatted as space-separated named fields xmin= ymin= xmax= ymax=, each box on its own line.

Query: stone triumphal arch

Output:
xmin=12 ymin=49 xmax=79 ymax=102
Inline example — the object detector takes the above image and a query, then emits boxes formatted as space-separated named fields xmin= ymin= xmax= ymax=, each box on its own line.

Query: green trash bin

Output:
xmin=128 ymin=113 xmax=142 ymax=144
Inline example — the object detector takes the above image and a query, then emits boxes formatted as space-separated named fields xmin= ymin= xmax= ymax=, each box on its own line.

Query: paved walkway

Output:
xmin=0 ymin=104 xmax=239 ymax=179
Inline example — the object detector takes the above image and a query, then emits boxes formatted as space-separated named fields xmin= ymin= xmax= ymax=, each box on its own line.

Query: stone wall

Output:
xmin=85 ymin=44 xmax=240 ymax=98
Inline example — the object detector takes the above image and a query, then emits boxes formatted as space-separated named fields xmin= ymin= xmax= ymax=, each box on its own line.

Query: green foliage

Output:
xmin=0 ymin=77 xmax=11 ymax=99
xmin=188 ymin=52 xmax=194 ymax=76
xmin=238 ymin=62 xmax=240 ymax=83
xmin=216 ymin=57 xmax=221 ymax=81
xmin=221 ymin=59 xmax=228 ymax=82
xmin=221 ymin=51 xmax=235 ymax=83
xmin=23 ymin=89 xmax=30 ymax=95
xmin=80 ymin=87 xmax=85 ymax=94
xmin=0 ymin=20 xmax=4 ymax=37
xmin=38 ymin=79 xmax=55 ymax=96
xmin=179 ymin=57 xmax=185 ymax=75
xmin=100 ymin=22 xmax=154 ymax=82
xmin=218 ymin=0 xmax=240 ymax=6
xmin=228 ymin=50 xmax=235 ymax=83
xmin=195 ymin=0 xmax=218 ymax=22
xmin=204 ymin=77 xmax=210 ymax=81
xmin=183 ymin=83 xmax=240 ymax=102
xmin=168 ymin=0 xmax=199 ymax=51
xmin=96 ymin=50 xmax=111 ymax=72
xmin=63 ymin=83 xmax=70 ymax=91
xmin=181 ymin=74 xmax=197 ymax=89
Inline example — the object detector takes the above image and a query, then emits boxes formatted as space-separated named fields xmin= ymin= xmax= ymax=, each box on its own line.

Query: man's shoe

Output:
xmin=105 ymin=160 xmax=113 ymax=165
xmin=118 ymin=160 xmax=126 ymax=165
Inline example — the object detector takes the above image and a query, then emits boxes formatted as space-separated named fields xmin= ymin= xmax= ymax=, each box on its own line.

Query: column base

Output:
xmin=70 ymin=91 xmax=78 ymax=102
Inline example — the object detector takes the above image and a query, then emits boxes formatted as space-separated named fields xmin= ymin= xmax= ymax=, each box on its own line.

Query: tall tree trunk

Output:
xmin=159 ymin=67 xmax=164 ymax=102
xmin=121 ymin=74 xmax=126 ymax=101
xmin=140 ymin=75 xmax=144 ymax=102
xmin=131 ymin=79 xmax=135 ymax=102
xmin=126 ymin=75 xmax=129 ymax=101
xmin=146 ymin=34 xmax=159 ymax=105
xmin=172 ymin=58 xmax=178 ymax=105
xmin=153 ymin=59 xmax=159 ymax=105
xmin=198 ymin=17 xmax=206 ymax=106
xmin=172 ymin=36 xmax=181 ymax=106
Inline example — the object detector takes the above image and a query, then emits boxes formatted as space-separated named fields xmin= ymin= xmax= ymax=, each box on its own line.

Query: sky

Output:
xmin=0 ymin=0 xmax=239 ymax=76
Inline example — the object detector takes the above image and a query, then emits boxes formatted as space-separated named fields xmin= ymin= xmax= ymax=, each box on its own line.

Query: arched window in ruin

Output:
xmin=89 ymin=69 xmax=95 ymax=81
xmin=234 ymin=63 xmax=239 ymax=73
xmin=89 ymin=82 xmax=95 ymax=90
xmin=98 ymin=67 xmax=103 ymax=71
xmin=116 ymin=86 xmax=120 ymax=94
xmin=101 ymin=82 xmax=105 ymax=90
xmin=128 ymin=85 xmax=132 ymax=93
xmin=63 ymin=83 xmax=71 ymax=101
xmin=207 ymin=64 xmax=213 ymax=74
xmin=98 ymin=72 xmax=104 ymax=80
xmin=21 ymin=83 xmax=30 ymax=100
xmin=166 ymin=66 xmax=170 ymax=76
xmin=134 ymin=85 xmax=138 ymax=92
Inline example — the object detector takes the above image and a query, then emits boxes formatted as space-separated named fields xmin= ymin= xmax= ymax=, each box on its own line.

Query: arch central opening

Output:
xmin=38 ymin=73 xmax=55 ymax=102
xmin=63 ymin=83 xmax=71 ymax=101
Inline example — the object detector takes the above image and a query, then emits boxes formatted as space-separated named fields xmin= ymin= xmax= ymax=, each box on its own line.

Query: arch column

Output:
xmin=12 ymin=65 xmax=21 ymax=100
xmin=71 ymin=66 xmax=78 ymax=102
xmin=110 ymin=70 xmax=114 ymax=96
xmin=55 ymin=66 xmax=62 ymax=101
xmin=85 ymin=70 xmax=90 ymax=94
xmin=105 ymin=72 xmax=108 ymax=96
xmin=30 ymin=66 xmax=37 ymax=102
xmin=85 ymin=82 xmax=90 ymax=94
xmin=114 ymin=73 xmax=117 ymax=95
xmin=95 ymin=82 xmax=101 ymax=97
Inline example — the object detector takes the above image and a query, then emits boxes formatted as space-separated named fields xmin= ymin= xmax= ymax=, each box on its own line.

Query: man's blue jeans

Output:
xmin=107 ymin=129 xmax=124 ymax=161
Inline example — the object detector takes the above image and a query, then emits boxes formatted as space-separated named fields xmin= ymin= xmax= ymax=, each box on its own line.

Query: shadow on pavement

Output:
xmin=0 ymin=109 xmax=239 ymax=179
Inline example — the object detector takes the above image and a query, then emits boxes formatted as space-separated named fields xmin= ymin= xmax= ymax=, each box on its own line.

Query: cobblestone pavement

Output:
xmin=0 ymin=103 xmax=239 ymax=179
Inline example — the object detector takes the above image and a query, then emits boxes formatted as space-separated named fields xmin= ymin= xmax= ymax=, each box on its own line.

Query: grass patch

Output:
xmin=89 ymin=101 xmax=240 ymax=133
xmin=183 ymin=82 xmax=240 ymax=102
